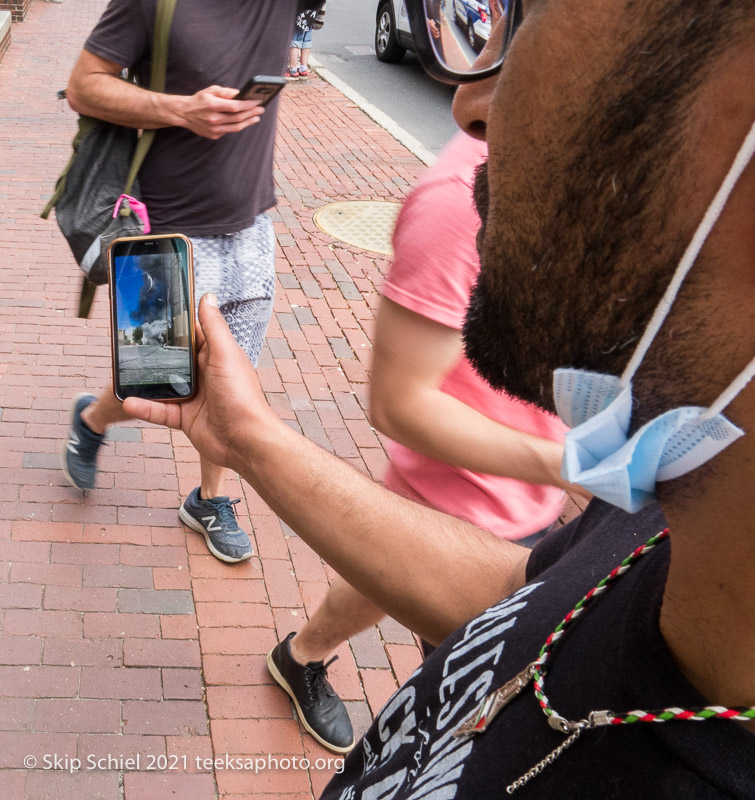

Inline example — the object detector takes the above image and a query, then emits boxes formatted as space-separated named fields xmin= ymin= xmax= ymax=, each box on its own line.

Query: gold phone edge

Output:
xmin=107 ymin=233 xmax=197 ymax=403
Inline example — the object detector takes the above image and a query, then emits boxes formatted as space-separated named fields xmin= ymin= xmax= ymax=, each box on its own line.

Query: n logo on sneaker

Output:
xmin=202 ymin=515 xmax=222 ymax=533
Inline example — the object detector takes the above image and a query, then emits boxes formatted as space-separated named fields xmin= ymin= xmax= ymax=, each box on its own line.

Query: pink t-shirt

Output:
xmin=382 ymin=132 xmax=567 ymax=540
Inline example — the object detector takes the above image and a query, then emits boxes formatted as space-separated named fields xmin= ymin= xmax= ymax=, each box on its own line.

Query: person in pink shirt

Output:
xmin=375 ymin=131 xmax=568 ymax=540
xmin=266 ymin=132 xmax=575 ymax=754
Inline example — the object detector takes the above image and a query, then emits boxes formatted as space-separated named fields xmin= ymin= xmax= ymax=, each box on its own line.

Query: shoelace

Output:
xmin=213 ymin=497 xmax=241 ymax=531
xmin=307 ymin=656 xmax=339 ymax=701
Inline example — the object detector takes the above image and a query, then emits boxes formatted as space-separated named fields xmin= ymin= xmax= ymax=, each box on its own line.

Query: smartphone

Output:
xmin=107 ymin=234 xmax=197 ymax=402
xmin=234 ymin=75 xmax=286 ymax=105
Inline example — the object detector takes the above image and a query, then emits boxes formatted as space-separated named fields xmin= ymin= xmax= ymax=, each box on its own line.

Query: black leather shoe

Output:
xmin=267 ymin=632 xmax=355 ymax=753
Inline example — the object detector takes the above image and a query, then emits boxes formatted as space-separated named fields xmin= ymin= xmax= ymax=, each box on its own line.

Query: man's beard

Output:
xmin=462 ymin=1 xmax=747 ymax=416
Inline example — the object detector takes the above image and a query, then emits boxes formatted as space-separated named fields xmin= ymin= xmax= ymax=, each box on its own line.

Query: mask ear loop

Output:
xmin=698 ymin=357 xmax=755 ymax=421
xmin=618 ymin=121 xmax=755 ymax=390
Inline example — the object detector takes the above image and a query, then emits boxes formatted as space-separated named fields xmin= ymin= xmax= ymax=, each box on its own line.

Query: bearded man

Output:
xmin=125 ymin=0 xmax=755 ymax=795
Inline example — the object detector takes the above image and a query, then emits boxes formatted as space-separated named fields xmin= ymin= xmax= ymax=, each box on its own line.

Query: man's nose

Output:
xmin=452 ymin=75 xmax=495 ymax=141
xmin=451 ymin=17 xmax=506 ymax=140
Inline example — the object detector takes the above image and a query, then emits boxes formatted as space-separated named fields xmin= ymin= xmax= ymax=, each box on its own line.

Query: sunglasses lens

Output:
xmin=422 ymin=0 xmax=510 ymax=74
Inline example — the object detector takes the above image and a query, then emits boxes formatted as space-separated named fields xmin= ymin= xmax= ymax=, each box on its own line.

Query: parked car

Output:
xmin=453 ymin=0 xmax=491 ymax=53
xmin=374 ymin=0 xmax=414 ymax=64
xmin=375 ymin=0 xmax=493 ymax=67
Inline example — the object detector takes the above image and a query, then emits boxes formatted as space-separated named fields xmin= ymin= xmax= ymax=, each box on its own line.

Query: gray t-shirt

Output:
xmin=85 ymin=0 xmax=300 ymax=236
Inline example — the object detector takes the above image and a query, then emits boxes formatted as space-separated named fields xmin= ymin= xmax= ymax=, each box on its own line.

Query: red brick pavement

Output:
xmin=0 ymin=2 xmax=588 ymax=799
xmin=0 ymin=1 xmax=427 ymax=797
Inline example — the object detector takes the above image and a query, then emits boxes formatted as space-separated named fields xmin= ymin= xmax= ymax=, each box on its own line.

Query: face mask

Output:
xmin=553 ymin=121 xmax=755 ymax=513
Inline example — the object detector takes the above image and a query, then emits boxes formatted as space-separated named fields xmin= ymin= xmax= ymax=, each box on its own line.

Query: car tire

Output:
xmin=467 ymin=19 xmax=477 ymax=51
xmin=375 ymin=1 xmax=406 ymax=64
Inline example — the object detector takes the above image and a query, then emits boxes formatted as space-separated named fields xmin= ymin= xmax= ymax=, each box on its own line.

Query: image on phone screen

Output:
xmin=110 ymin=235 xmax=195 ymax=401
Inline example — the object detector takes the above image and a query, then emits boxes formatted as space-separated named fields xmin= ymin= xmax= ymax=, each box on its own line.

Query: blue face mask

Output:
xmin=553 ymin=121 xmax=755 ymax=513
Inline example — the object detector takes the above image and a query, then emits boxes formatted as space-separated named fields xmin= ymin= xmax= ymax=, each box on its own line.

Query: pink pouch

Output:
xmin=113 ymin=194 xmax=151 ymax=234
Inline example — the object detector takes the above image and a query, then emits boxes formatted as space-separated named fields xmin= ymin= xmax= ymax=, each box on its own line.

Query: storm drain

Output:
xmin=313 ymin=200 xmax=402 ymax=256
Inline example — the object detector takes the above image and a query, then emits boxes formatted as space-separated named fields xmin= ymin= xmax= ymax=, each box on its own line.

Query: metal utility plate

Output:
xmin=313 ymin=201 xmax=401 ymax=256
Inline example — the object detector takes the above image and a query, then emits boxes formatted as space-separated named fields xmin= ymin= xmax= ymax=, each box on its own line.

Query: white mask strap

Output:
xmin=619 ymin=120 xmax=755 ymax=388
xmin=699 ymin=356 xmax=755 ymax=421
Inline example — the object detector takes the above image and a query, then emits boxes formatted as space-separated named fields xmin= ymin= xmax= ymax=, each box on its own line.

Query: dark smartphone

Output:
xmin=234 ymin=75 xmax=286 ymax=105
xmin=107 ymin=234 xmax=197 ymax=403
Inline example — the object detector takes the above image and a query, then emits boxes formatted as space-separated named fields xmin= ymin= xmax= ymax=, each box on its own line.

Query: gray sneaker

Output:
xmin=62 ymin=393 xmax=106 ymax=490
xmin=179 ymin=487 xmax=253 ymax=563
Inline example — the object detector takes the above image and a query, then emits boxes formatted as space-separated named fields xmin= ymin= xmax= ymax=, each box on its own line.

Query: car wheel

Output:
xmin=375 ymin=2 xmax=406 ymax=63
xmin=467 ymin=19 xmax=477 ymax=51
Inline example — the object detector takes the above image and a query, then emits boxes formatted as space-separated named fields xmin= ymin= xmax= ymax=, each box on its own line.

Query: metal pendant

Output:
xmin=453 ymin=663 xmax=539 ymax=738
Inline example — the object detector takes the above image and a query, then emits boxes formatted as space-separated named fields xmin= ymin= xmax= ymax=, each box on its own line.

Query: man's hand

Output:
xmin=123 ymin=294 xmax=276 ymax=469
xmin=175 ymin=86 xmax=265 ymax=139
xmin=67 ymin=50 xmax=266 ymax=137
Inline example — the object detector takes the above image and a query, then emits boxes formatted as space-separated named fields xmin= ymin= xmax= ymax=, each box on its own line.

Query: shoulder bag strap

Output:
xmin=122 ymin=0 xmax=178 ymax=196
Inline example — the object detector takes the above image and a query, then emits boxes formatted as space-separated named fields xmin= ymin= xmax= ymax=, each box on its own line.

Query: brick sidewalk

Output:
xmin=0 ymin=1 xmax=431 ymax=798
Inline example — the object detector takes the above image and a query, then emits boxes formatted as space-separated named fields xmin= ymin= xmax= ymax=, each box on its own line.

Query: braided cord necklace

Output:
xmin=452 ymin=528 xmax=755 ymax=794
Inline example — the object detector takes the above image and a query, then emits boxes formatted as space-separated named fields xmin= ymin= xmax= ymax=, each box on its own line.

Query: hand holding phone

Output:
xmin=108 ymin=234 xmax=197 ymax=402
xmin=234 ymin=75 xmax=286 ymax=105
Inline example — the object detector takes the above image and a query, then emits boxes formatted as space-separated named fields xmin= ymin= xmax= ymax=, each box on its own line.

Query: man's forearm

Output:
xmin=230 ymin=417 xmax=530 ymax=644
xmin=67 ymin=70 xmax=183 ymax=129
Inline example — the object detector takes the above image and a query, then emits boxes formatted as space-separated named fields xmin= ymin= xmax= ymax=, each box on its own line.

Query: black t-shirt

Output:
xmin=85 ymin=0 xmax=300 ymax=236
xmin=323 ymin=501 xmax=755 ymax=798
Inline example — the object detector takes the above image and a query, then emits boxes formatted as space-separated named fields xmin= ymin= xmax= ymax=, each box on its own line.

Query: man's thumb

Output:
xmin=197 ymin=293 xmax=234 ymax=353
xmin=210 ymin=85 xmax=240 ymax=99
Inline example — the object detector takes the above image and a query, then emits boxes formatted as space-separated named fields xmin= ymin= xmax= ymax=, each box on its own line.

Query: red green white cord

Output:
xmin=531 ymin=528 xmax=755 ymax=727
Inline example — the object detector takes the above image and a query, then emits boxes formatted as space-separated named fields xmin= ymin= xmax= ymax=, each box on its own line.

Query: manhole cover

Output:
xmin=313 ymin=201 xmax=401 ymax=256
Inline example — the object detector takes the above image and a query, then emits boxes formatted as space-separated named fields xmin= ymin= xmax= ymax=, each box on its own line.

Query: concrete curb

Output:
xmin=310 ymin=56 xmax=437 ymax=167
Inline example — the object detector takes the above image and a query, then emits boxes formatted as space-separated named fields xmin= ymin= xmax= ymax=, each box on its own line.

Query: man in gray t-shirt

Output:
xmin=61 ymin=0 xmax=314 ymax=564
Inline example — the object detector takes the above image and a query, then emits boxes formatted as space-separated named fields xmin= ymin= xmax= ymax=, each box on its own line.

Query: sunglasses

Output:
xmin=406 ymin=0 xmax=522 ymax=84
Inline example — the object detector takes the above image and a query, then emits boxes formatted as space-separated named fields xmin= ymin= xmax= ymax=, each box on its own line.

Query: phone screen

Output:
xmin=109 ymin=235 xmax=196 ymax=402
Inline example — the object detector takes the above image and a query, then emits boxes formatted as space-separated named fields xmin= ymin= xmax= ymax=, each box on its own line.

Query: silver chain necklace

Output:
xmin=452 ymin=529 xmax=755 ymax=793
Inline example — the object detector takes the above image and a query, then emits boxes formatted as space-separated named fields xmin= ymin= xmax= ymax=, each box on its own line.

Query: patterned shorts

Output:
xmin=191 ymin=214 xmax=275 ymax=366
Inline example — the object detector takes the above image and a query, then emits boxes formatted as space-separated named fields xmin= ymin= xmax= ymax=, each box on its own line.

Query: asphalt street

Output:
xmin=311 ymin=0 xmax=459 ymax=155
xmin=117 ymin=344 xmax=191 ymax=386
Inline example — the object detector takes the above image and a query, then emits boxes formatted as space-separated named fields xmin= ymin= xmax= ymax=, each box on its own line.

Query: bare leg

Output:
xmin=300 ymin=47 xmax=311 ymax=69
xmin=290 ymin=575 xmax=385 ymax=664
xmin=200 ymin=457 xmax=228 ymax=499
xmin=81 ymin=385 xmax=132 ymax=435
xmin=289 ymin=46 xmax=301 ymax=71
xmin=82 ymin=387 xmax=228 ymax=500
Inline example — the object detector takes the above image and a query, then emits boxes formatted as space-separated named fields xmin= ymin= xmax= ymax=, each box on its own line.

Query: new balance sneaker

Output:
xmin=62 ymin=393 xmax=106 ymax=490
xmin=179 ymin=487 xmax=253 ymax=563
xmin=297 ymin=65 xmax=309 ymax=79
xmin=267 ymin=633 xmax=355 ymax=754
xmin=285 ymin=67 xmax=300 ymax=82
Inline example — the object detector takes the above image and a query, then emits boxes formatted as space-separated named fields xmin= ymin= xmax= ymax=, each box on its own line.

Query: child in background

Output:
xmin=286 ymin=3 xmax=325 ymax=81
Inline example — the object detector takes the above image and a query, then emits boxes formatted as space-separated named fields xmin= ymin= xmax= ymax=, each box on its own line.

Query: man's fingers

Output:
xmin=211 ymin=115 xmax=262 ymax=134
xmin=122 ymin=397 xmax=181 ymax=429
xmin=203 ymin=86 xmax=265 ymax=112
